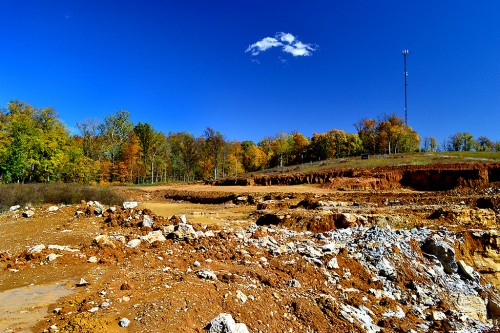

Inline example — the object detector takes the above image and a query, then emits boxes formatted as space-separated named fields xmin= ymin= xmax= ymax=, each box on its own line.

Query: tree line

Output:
xmin=0 ymin=100 xmax=498 ymax=184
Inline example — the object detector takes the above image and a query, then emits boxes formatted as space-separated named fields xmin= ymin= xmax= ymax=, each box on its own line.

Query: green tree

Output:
xmin=272 ymin=132 xmax=292 ymax=167
xmin=476 ymin=136 xmax=493 ymax=152
xmin=0 ymin=100 xmax=72 ymax=183
xmin=422 ymin=136 xmax=438 ymax=152
xmin=203 ymin=127 xmax=224 ymax=179
xmin=99 ymin=110 xmax=133 ymax=179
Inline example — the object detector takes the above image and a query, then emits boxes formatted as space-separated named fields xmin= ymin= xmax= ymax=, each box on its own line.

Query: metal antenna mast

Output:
xmin=402 ymin=49 xmax=410 ymax=126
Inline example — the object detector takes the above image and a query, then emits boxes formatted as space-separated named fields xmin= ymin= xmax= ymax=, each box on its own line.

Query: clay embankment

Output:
xmin=210 ymin=163 xmax=500 ymax=191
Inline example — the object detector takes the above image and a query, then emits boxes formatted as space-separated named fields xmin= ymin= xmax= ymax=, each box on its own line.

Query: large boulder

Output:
xmin=207 ymin=313 xmax=249 ymax=333
xmin=453 ymin=294 xmax=487 ymax=322
xmin=421 ymin=236 xmax=458 ymax=274
xmin=164 ymin=223 xmax=198 ymax=240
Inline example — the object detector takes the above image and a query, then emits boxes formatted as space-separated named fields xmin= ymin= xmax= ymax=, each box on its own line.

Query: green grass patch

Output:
xmin=0 ymin=183 xmax=125 ymax=212
xmin=250 ymin=152 xmax=500 ymax=176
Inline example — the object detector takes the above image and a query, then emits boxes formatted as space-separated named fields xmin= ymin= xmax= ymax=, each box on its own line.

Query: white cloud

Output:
xmin=245 ymin=37 xmax=282 ymax=56
xmin=246 ymin=32 xmax=317 ymax=58
xmin=283 ymin=41 xmax=315 ymax=57
xmin=278 ymin=32 xmax=295 ymax=44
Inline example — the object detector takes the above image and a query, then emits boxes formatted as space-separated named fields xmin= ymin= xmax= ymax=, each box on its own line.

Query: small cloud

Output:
xmin=246 ymin=32 xmax=317 ymax=58
xmin=278 ymin=57 xmax=289 ymax=66
xmin=283 ymin=41 xmax=315 ymax=57
xmin=246 ymin=37 xmax=281 ymax=56
xmin=251 ymin=58 xmax=261 ymax=65
xmin=64 ymin=14 xmax=71 ymax=20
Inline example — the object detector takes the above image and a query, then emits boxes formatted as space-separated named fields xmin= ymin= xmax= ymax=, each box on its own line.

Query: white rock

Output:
xmin=9 ymin=205 xmax=20 ymax=211
xmin=87 ymin=256 xmax=98 ymax=263
xmin=193 ymin=261 xmax=201 ymax=267
xmin=126 ymin=239 xmax=142 ymax=248
xmin=22 ymin=210 xmax=35 ymax=218
xmin=93 ymin=235 xmax=118 ymax=248
xmin=320 ymin=243 xmax=343 ymax=254
xmin=457 ymin=260 xmax=477 ymax=281
xmin=88 ymin=306 xmax=99 ymax=313
xmin=46 ymin=253 xmax=61 ymax=262
xmin=382 ymin=306 xmax=405 ymax=319
xmin=196 ymin=269 xmax=217 ymax=280
xmin=327 ymin=257 xmax=340 ymax=269
xmin=179 ymin=214 xmax=187 ymax=224
xmin=142 ymin=215 xmax=153 ymax=228
xmin=236 ymin=290 xmax=247 ymax=303
xmin=432 ymin=311 xmax=447 ymax=321
xmin=141 ymin=230 xmax=166 ymax=243
xmin=29 ymin=244 xmax=46 ymax=253
xmin=208 ymin=313 xmax=249 ymax=333
xmin=77 ymin=278 xmax=88 ymax=286
xmin=47 ymin=206 xmax=59 ymax=212
xmin=47 ymin=245 xmax=79 ymax=252
xmin=123 ymin=202 xmax=138 ymax=209
xmin=119 ymin=317 xmax=131 ymax=327
xmin=165 ymin=223 xmax=198 ymax=240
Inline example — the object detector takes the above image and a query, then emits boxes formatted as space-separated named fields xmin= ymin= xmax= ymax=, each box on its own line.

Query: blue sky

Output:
xmin=1 ymin=1 xmax=499 ymax=144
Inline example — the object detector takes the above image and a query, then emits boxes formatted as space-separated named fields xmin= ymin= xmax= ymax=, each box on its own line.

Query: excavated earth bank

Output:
xmin=210 ymin=163 xmax=500 ymax=191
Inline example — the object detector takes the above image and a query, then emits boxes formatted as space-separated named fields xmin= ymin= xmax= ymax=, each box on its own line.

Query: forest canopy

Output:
xmin=0 ymin=100 xmax=497 ymax=184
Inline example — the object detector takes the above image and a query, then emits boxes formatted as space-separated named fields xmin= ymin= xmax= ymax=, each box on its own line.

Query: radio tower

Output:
xmin=402 ymin=49 xmax=410 ymax=126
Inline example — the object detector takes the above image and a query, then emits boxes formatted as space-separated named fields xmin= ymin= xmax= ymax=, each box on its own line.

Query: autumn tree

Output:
xmin=289 ymin=132 xmax=309 ymax=164
xmin=307 ymin=132 xmax=333 ymax=161
xmin=241 ymin=141 xmax=267 ymax=172
xmin=355 ymin=118 xmax=377 ymax=154
xmin=77 ymin=118 xmax=101 ymax=160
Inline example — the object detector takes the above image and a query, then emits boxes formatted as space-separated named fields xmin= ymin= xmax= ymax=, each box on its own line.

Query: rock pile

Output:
xmin=7 ymin=199 xmax=497 ymax=332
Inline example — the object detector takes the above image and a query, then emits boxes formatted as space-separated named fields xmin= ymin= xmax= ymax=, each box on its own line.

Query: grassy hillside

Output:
xmin=252 ymin=152 xmax=500 ymax=176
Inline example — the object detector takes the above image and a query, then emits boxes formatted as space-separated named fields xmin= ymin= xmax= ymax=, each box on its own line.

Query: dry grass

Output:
xmin=0 ymin=183 xmax=124 ymax=212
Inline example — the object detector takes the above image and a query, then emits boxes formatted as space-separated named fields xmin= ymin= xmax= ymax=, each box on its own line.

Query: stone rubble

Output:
xmin=80 ymin=208 xmax=499 ymax=332
xmin=11 ymin=198 xmax=498 ymax=333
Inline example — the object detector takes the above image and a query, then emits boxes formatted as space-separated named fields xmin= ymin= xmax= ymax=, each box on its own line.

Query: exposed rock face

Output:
xmin=458 ymin=230 xmax=500 ymax=290
xmin=453 ymin=294 xmax=488 ymax=322
xmin=429 ymin=206 xmax=496 ymax=227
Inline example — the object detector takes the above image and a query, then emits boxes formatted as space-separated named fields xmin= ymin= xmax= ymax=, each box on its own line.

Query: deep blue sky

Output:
xmin=1 ymin=1 xmax=499 ymax=144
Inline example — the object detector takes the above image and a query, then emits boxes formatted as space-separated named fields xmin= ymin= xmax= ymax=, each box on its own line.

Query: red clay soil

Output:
xmin=210 ymin=163 xmax=500 ymax=191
